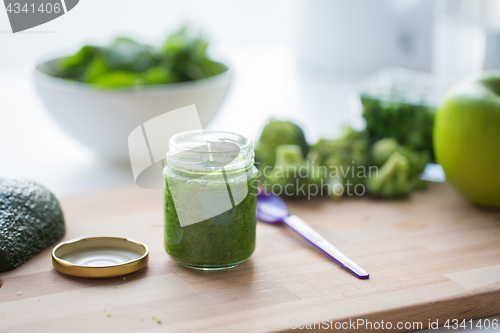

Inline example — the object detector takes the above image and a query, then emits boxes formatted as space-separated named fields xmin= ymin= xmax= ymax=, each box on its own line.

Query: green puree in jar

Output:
xmin=164 ymin=167 xmax=258 ymax=269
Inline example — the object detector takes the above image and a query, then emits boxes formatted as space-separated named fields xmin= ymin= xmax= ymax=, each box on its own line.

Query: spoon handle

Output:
xmin=283 ymin=215 xmax=369 ymax=279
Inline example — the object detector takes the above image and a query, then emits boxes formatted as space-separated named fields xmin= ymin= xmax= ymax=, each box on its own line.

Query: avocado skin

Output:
xmin=0 ymin=179 xmax=65 ymax=272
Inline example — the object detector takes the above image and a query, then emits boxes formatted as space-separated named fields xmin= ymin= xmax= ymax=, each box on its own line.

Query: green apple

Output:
xmin=434 ymin=71 xmax=500 ymax=208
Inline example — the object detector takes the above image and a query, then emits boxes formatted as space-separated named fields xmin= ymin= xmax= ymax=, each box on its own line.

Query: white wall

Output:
xmin=0 ymin=0 xmax=298 ymax=74
xmin=296 ymin=0 xmax=435 ymax=74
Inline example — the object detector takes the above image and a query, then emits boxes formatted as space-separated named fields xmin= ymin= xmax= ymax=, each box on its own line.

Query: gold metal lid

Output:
xmin=52 ymin=236 xmax=149 ymax=279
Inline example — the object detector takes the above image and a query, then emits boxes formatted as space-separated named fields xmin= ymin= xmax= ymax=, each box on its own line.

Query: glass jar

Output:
xmin=163 ymin=130 xmax=258 ymax=270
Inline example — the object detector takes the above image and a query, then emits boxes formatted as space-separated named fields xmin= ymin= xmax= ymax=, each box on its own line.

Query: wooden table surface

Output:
xmin=1 ymin=183 xmax=500 ymax=332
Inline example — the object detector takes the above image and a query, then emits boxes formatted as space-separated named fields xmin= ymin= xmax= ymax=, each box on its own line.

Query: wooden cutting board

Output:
xmin=1 ymin=182 xmax=500 ymax=332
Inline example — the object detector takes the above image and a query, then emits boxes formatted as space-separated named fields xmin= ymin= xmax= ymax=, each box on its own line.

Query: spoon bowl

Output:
xmin=256 ymin=192 xmax=289 ymax=223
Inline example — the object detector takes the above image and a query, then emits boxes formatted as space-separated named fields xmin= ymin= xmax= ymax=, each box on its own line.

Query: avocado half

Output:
xmin=0 ymin=179 xmax=65 ymax=272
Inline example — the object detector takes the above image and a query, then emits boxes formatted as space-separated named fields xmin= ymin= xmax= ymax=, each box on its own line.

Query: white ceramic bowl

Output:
xmin=31 ymin=58 xmax=233 ymax=162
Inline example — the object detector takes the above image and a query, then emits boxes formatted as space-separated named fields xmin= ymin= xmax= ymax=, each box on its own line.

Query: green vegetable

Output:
xmin=254 ymin=119 xmax=309 ymax=169
xmin=89 ymin=71 xmax=138 ymax=88
xmin=62 ymin=45 xmax=99 ymax=68
xmin=371 ymin=137 xmax=399 ymax=166
xmin=366 ymin=151 xmax=413 ymax=198
xmin=371 ymin=139 xmax=428 ymax=181
xmin=0 ymin=179 xmax=65 ymax=272
xmin=262 ymin=145 xmax=325 ymax=197
xmin=81 ymin=55 xmax=109 ymax=83
xmin=361 ymin=94 xmax=436 ymax=158
xmin=313 ymin=127 xmax=368 ymax=193
xmin=367 ymin=138 xmax=429 ymax=198
xmin=254 ymin=118 xmax=430 ymax=200
xmin=142 ymin=66 xmax=178 ymax=85
xmin=50 ymin=26 xmax=227 ymax=88
xmin=312 ymin=128 xmax=367 ymax=165
xmin=100 ymin=38 xmax=157 ymax=73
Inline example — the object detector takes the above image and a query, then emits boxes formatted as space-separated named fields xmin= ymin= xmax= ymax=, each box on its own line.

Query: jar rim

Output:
xmin=167 ymin=130 xmax=254 ymax=172
xmin=169 ymin=130 xmax=252 ymax=154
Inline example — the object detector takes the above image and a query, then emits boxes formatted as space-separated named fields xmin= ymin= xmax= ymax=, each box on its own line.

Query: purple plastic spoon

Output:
xmin=256 ymin=192 xmax=369 ymax=279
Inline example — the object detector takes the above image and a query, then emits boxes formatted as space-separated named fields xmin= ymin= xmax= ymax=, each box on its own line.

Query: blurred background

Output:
xmin=0 ymin=0 xmax=499 ymax=196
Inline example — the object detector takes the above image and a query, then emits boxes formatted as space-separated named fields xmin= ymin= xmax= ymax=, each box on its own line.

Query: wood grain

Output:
xmin=1 ymin=182 xmax=500 ymax=332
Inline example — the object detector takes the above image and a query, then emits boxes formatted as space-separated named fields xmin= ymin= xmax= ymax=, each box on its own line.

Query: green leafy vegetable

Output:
xmin=89 ymin=71 xmax=138 ymax=88
xmin=81 ymin=56 xmax=109 ymax=83
xmin=51 ymin=26 xmax=227 ymax=89
xmin=100 ymin=37 xmax=157 ymax=72
xmin=62 ymin=45 xmax=99 ymax=68
xmin=361 ymin=94 xmax=436 ymax=158
xmin=142 ymin=66 xmax=178 ymax=85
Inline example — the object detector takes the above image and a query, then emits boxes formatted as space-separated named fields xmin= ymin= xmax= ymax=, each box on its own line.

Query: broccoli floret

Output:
xmin=305 ymin=150 xmax=326 ymax=185
xmin=367 ymin=138 xmax=429 ymax=198
xmin=312 ymin=138 xmax=347 ymax=164
xmin=371 ymin=138 xmax=429 ymax=180
xmin=370 ymin=138 xmax=399 ymax=166
xmin=366 ymin=151 xmax=413 ymax=198
xmin=255 ymin=119 xmax=309 ymax=169
xmin=326 ymin=177 xmax=344 ymax=200
xmin=401 ymin=146 xmax=429 ymax=182
xmin=312 ymin=128 xmax=368 ymax=165
xmin=274 ymin=144 xmax=305 ymax=167
xmin=322 ymin=154 xmax=345 ymax=200
xmin=262 ymin=145 xmax=325 ymax=198
xmin=263 ymin=145 xmax=306 ymax=195
xmin=306 ymin=149 xmax=321 ymax=166
xmin=311 ymin=128 xmax=369 ymax=197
